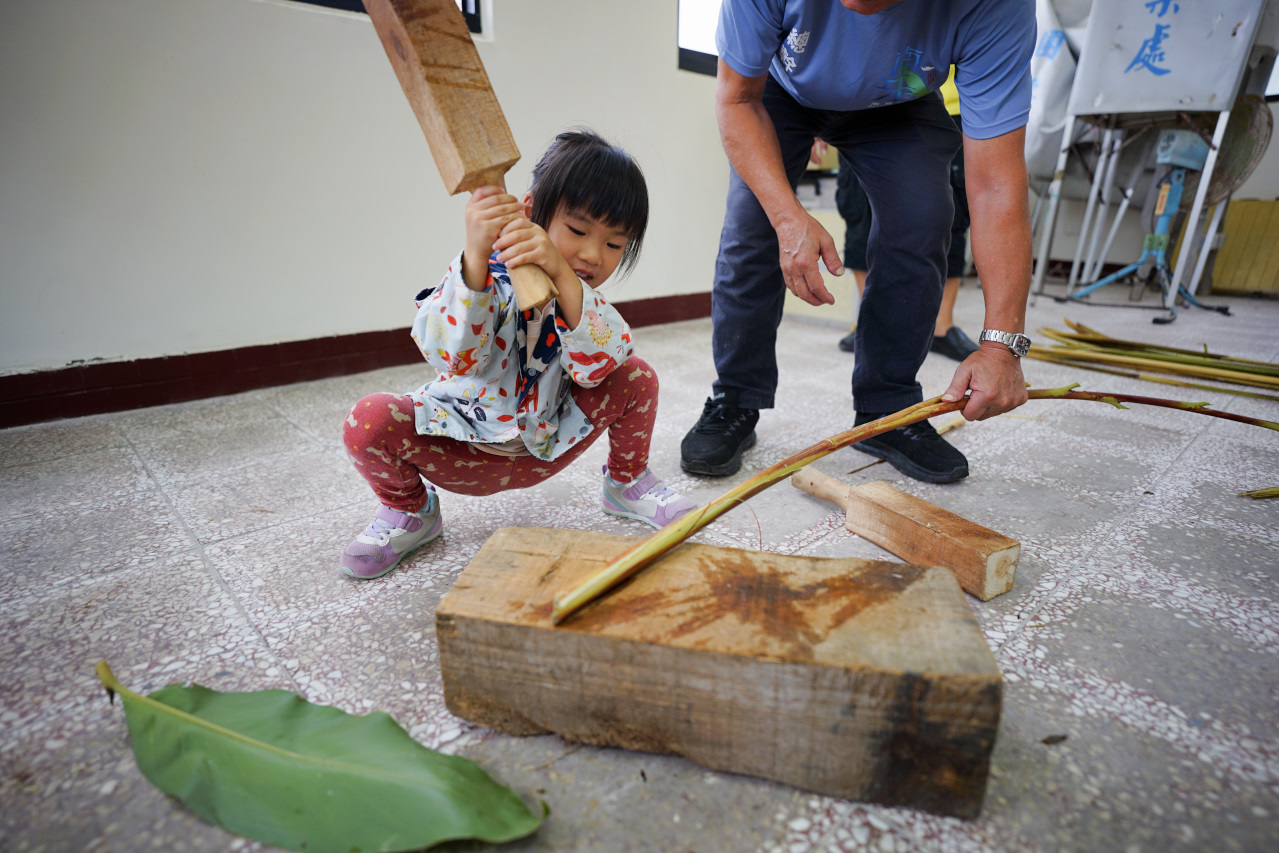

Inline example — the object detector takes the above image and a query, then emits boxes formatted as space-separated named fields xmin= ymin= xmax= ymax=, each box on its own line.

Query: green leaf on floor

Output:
xmin=95 ymin=660 xmax=546 ymax=852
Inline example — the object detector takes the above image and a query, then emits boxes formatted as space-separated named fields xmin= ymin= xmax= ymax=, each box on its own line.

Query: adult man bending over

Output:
xmin=681 ymin=0 xmax=1036 ymax=483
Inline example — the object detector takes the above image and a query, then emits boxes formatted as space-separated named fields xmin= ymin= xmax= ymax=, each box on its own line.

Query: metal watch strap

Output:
xmin=978 ymin=329 xmax=1031 ymax=357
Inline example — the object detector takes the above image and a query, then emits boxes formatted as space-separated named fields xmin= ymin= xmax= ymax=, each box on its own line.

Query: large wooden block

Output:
xmin=793 ymin=471 xmax=1020 ymax=601
xmin=436 ymin=527 xmax=1002 ymax=818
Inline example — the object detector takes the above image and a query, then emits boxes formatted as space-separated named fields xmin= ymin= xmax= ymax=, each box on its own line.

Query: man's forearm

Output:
xmin=716 ymin=99 xmax=803 ymax=231
xmin=964 ymin=130 xmax=1032 ymax=336
xmin=968 ymin=186 xmax=1031 ymax=334
xmin=714 ymin=61 xmax=842 ymax=304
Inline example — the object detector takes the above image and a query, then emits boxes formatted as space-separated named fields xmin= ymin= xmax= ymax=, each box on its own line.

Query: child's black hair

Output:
xmin=527 ymin=129 xmax=649 ymax=279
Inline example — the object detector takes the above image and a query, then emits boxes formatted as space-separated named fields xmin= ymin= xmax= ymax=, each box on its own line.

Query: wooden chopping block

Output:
xmin=363 ymin=0 xmax=557 ymax=309
xmin=792 ymin=469 xmax=1019 ymax=601
xmin=436 ymin=527 xmax=1002 ymax=818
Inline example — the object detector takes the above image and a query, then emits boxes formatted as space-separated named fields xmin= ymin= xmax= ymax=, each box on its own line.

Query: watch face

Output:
xmin=1012 ymin=335 xmax=1031 ymax=357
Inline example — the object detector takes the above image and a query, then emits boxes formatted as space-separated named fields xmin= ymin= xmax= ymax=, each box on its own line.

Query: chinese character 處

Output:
xmin=1125 ymin=23 xmax=1172 ymax=76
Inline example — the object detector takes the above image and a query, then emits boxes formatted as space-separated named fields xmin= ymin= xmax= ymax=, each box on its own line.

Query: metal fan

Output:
xmin=1177 ymin=94 xmax=1273 ymax=211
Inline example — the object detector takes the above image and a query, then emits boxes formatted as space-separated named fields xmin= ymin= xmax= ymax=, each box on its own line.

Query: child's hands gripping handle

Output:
xmin=506 ymin=265 xmax=558 ymax=311
xmin=463 ymin=187 xmax=558 ymax=309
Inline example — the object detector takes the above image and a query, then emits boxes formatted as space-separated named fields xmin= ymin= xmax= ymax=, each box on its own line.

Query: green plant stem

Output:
xmin=1037 ymin=329 xmax=1279 ymax=378
xmin=1240 ymin=487 xmax=1279 ymax=499
xmin=96 ymin=662 xmax=357 ymax=768
xmin=550 ymin=384 xmax=1278 ymax=625
xmin=1025 ymin=351 xmax=1279 ymax=403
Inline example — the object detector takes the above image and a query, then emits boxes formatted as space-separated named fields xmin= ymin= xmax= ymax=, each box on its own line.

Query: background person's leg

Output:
xmin=931 ymin=111 xmax=979 ymax=361
xmin=834 ymin=153 xmax=872 ymax=352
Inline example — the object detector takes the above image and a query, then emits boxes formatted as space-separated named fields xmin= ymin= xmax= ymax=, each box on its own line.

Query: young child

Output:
xmin=340 ymin=130 xmax=697 ymax=579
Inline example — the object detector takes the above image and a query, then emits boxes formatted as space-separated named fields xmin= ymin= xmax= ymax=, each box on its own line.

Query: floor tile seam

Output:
xmin=0 ymin=444 xmax=153 ymax=482
xmin=177 ymin=496 xmax=373 ymax=549
xmin=115 ymin=428 xmax=297 ymax=694
xmin=128 ymin=432 xmax=331 ymax=473
xmin=798 ymin=818 xmax=842 ymax=853
xmin=997 ymin=412 xmax=1227 ymax=647
xmin=770 ymin=796 xmax=1017 ymax=853
xmin=0 ymin=442 xmax=137 ymax=472
xmin=1017 ymin=560 xmax=1279 ymax=653
xmin=255 ymin=393 xmax=337 ymax=447
xmin=1110 ymin=465 xmax=1279 ymax=537
xmin=991 ymin=515 xmax=1143 ymax=646
xmin=1000 ymin=655 xmax=1279 ymax=787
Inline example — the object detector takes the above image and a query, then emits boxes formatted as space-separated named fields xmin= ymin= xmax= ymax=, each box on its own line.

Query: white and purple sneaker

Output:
xmin=340 ymin=490 xmax=442 ymax=580
xmin=601 ymin=465 xmax=698 ymax=529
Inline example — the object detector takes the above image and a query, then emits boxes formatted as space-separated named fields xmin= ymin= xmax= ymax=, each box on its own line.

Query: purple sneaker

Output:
xmin=601 ymin=465 xmax=698 ymax=529
xmin=340 ymin=491 xmax=442 ymax=580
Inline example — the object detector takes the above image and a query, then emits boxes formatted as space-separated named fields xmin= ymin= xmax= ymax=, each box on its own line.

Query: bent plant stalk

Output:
xmin=550 ymin=384 xmax=1279 ymax=624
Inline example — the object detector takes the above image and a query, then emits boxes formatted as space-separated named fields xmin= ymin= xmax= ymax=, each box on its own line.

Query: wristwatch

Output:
xmin=979 ymin=329 xmax=1032 ymax=358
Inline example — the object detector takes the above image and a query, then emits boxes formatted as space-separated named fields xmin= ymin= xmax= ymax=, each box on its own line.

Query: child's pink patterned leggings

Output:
xmin=343 ymin=357 xmax=660 ymax=513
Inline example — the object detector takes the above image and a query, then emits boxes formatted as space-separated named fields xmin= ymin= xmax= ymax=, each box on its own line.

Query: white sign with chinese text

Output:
xmin=1067 ymin=0 xmax=1267 ymax=115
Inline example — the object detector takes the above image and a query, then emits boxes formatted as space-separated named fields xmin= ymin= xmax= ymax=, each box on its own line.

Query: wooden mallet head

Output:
xmin=363 ymin=0 xmax=557 ymax=308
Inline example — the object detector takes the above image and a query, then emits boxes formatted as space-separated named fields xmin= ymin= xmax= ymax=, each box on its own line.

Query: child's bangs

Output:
xmin=559 ymin=150 xmax=648 ymax=237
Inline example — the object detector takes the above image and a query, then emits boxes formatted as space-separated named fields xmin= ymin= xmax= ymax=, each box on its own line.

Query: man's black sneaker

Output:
xmin=930 ymin=326 xmax=980 ymax=362
xmin=852 ymin=412 xmax=969 ymax=484
xmin=837 ymin=330 xmax=857 ymax=353
xmin=680 ymin=391 xmax=759 ymax=476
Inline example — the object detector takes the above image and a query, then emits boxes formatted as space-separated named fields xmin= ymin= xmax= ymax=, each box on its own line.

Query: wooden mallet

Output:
xmin=363 ymin=0 xmax=557 ymax=310
xmin=792 ymin=469 xmax=1020 ymax=601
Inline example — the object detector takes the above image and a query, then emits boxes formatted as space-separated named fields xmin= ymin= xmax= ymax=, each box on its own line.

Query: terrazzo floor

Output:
xmin=2 ymin=282 xmax=1277 ymax=852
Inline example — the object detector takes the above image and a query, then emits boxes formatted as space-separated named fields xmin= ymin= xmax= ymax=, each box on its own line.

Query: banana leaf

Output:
xmin=96 ymin=661 xmax=545 ymax=852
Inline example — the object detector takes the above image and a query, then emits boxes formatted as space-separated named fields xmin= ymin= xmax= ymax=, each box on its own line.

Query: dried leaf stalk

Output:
xmin=1031 ymin=321 xmax=1279 ymax=391
xmin=1026 ymin=350 xmax=1279 ymax=403
xmin=1029 ymin=347 xmax=1279 ymax=389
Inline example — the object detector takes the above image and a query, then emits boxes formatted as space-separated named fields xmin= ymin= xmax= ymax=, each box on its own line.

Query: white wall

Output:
xmin=0 ymin=0 xmax=728 ymax=373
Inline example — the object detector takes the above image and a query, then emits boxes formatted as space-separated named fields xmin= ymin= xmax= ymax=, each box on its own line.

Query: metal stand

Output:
xmin=1030 ymin=116 xmax=1077 ymax=306
xmin=1166 ymin=109 xmax=1233 ymax=312
xmin=1068 ymin=169 xmax=1229 ymax=323
xmin=1065 ymin=124 xmax=1115 ymax=297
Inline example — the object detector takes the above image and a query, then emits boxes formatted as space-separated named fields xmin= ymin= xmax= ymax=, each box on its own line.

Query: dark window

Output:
xmin=678 ymin=0 xmax=719 ymax=77
xmin=294 ymin=1 xmax=482 ymax=34
xmin=300 ymin=1 xmax=366 ymax=13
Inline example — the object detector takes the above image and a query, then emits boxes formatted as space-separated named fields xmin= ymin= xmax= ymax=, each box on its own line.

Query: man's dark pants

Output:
xmin=711 ymin=79 xmax=961 ymax=415
xmin=836 ymin=112 xmax=970 ymax=279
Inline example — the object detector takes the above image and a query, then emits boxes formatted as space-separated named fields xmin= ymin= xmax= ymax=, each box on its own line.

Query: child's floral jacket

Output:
xmin=406 ymin=251 xmax=633 ymax=461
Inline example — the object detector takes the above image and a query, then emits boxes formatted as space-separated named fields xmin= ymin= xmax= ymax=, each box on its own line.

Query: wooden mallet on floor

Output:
xmin=363 ymin=0 xmax=557 ymax=310
xmin=792 ymin=469 xmax=1020 ymax=601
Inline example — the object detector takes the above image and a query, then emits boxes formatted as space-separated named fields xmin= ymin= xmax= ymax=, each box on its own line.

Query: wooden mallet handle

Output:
xmin=791 ymin=468 xmax=856 ymax=509
xmin=363 ymin=0 xmax=557 ymax=310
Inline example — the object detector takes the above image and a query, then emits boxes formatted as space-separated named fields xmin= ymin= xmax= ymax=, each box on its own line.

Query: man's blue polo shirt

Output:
xmin=716 ymin=0 xmax=1035 ymax=140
